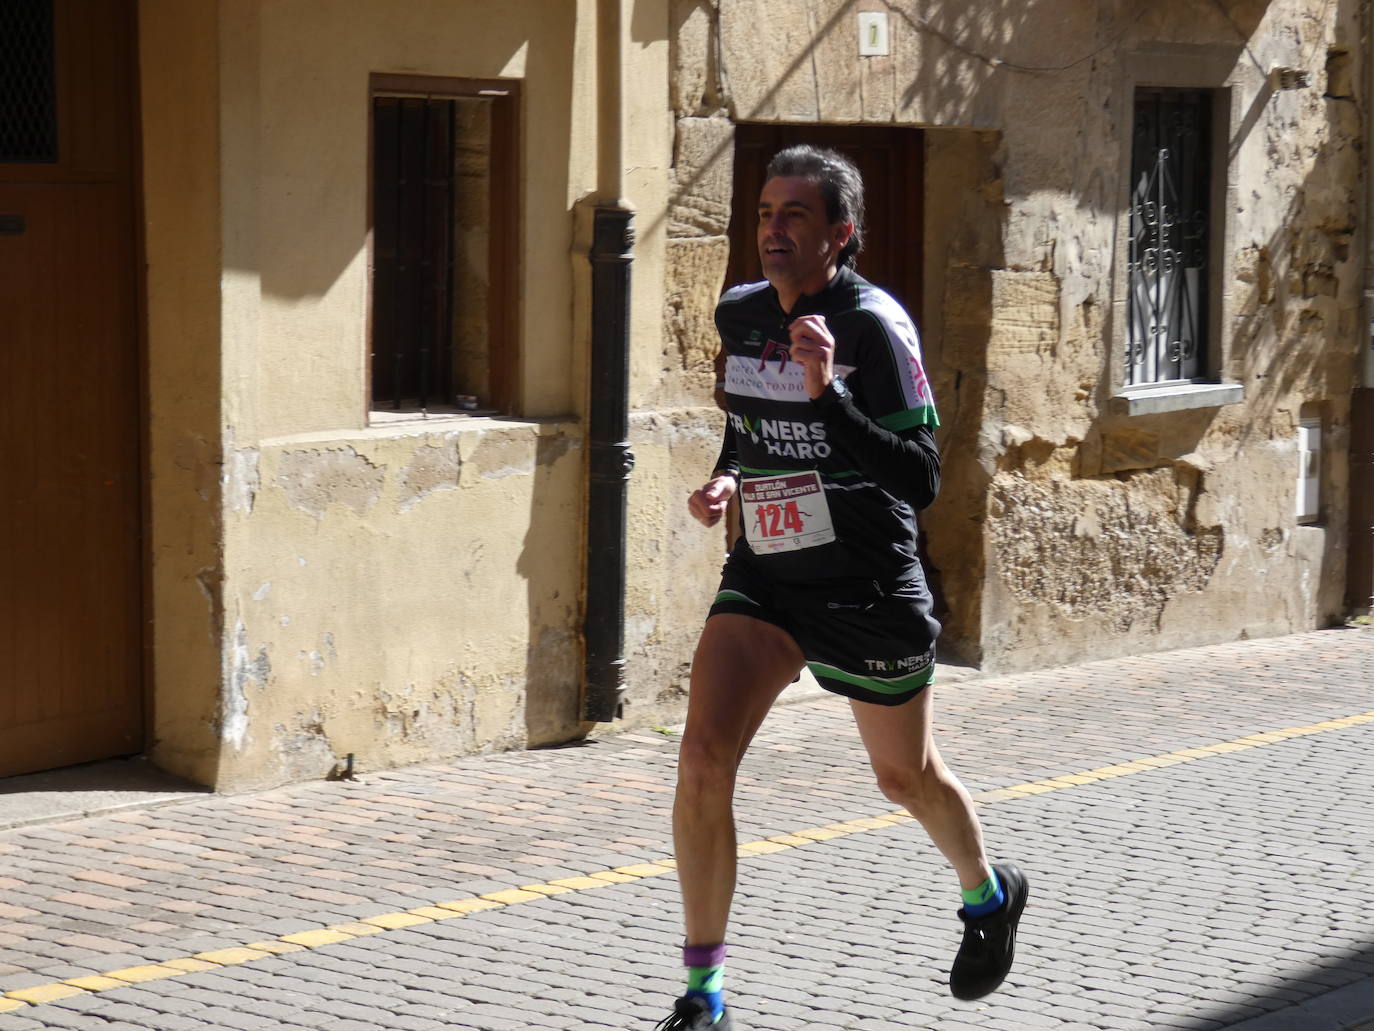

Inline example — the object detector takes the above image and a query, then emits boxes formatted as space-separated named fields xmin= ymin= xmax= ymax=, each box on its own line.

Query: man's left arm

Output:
xmin=788 ymin=310 xmax=941 ymax=509
xmin=812 ymin=385 xmax=940 ymax=509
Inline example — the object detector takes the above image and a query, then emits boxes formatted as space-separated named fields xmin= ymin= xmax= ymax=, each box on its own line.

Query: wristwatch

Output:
xmin=827 ymin=377 xmax=850 ymax=401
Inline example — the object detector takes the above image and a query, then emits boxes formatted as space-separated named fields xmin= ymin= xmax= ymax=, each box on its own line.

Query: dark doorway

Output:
xmin=0 ymin=0 xmax=144 ymax=776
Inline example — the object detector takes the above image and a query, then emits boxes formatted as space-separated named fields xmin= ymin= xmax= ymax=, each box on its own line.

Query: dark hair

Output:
xmin=764 ymin=144 xmax=865 ymax=268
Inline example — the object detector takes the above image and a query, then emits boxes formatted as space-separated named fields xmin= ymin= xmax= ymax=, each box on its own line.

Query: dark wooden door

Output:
xmin=726 ymin=124 xmax=924 ymax=324
xmin=0 ymin=0 xmax=143 ymax=776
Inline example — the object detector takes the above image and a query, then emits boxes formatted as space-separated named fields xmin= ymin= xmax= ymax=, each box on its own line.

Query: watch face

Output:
xmin=832 ymin=377 xmax=849 ymax=397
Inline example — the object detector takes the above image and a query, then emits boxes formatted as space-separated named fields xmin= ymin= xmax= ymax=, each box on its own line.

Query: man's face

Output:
xmin=757 ymin=175 xmax=851 ymax=296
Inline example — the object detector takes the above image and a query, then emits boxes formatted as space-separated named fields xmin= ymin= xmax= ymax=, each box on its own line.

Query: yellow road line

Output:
xmin=5 ymin=708 xmax=1372 ymax=1012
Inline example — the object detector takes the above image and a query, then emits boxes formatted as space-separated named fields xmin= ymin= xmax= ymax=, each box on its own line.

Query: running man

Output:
xmin=657 ymin=146 xmax=1027 ymax=1030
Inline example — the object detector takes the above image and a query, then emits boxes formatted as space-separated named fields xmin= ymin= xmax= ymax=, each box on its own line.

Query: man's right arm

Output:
xmin=690 ymin=419 xmax=740 ymax=528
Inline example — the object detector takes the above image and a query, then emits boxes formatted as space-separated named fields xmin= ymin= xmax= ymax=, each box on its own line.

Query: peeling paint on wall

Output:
xmin=397 ymin=440 xmax=462 ymax=512
xmin=225 ymin=620 xmax=271 ymax=749
xmin=449 ymin=426 xmax=579 ymax=485
xmin=989 ymin=469 xmax=1223 ymax=633
xmin=275 ymin=447 xmax=386 ymax=518
xmin=224 ymin=435 xmax=261 ymax=514
xmin=272 ymin=708 xmax=337 ymax=782
xmin=299 ymin=632 xmax=337 ymax=677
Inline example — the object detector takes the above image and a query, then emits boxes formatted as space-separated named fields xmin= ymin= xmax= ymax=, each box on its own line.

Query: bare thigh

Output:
xmin=682 ymin=613 xmax=806 ymax=769
xmin=849 ymin=687 xmax=936 ymax=777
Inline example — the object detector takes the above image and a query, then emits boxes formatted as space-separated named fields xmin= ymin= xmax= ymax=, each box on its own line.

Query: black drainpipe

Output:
xmin=583 ymin=205 xmax=635 ymax=722
xmin=1351 ymin=388 xmax=1374 ymax=612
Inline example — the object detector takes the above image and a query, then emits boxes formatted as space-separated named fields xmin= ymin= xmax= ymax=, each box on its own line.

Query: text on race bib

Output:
xmin=740 ymin=471 xmax=836 ymax=554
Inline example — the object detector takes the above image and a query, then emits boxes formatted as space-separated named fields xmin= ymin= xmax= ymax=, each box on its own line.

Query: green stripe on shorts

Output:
xmin=714 ymin=589 xmax=758 ymax=607
xmin=806 ymin=660 xmax=935 ymax=696
xmin=738 ymin=465 xmax=863 ymax=479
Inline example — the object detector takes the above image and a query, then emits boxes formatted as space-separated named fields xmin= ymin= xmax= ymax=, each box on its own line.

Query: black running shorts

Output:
xmin=707 ymin=557 xmax=939 ymax=706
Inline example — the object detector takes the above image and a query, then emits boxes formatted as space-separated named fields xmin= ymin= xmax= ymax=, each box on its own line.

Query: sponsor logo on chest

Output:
xmin=723 ymin=353 xmax=856 ymax=403
xmin=731 ymin=412 xmax=832 ymax=460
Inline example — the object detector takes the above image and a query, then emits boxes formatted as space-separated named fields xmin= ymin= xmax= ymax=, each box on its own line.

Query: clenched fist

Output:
xmin=787 ymin=314 xmax=836 ymax=400
xmin=689 ymin=474 xmax=738 ymax=527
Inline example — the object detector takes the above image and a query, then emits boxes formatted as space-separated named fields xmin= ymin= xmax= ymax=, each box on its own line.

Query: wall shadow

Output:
xmin=1184 ymin=942 xmax=1374 ymax=1029
xmin=519 ymin=430 xmax=587 ymax=747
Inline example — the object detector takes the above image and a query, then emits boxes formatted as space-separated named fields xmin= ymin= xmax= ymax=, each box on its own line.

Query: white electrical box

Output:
xmin=858 ymin=12 xmax=890 ymax=56
xmin=1296 ymin=419 xmax=1321 ymax=523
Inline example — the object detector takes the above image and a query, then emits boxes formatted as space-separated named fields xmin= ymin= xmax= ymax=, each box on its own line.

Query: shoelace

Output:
xmin=654 ymin=1000 xmax=709 ymax=1030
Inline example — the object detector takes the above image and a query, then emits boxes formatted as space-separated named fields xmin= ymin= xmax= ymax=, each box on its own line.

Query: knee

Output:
xmin=871 ymin=759 xmax=945 ymax=814
xmin=676 ymin=735 xmax=741 ymax=801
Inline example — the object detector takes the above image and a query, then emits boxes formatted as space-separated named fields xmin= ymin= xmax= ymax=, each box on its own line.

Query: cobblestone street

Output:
xmin=1 ymin=627 xmax=1372 ymax=1030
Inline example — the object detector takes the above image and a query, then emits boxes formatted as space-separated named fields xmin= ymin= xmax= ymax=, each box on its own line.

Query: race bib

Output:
xmin=740 ymin=471 xmax=835 ymax=554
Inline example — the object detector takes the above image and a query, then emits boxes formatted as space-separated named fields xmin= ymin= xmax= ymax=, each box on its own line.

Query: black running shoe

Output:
xmin=655 ymin=995 xmax=734 ymax=1030
xmin=949 ymin=862 xmax=1029 ymax=1000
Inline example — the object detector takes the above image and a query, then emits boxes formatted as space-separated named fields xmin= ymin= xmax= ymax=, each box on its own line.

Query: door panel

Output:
xmin=0 ymin=0 xmax=142 ymax=777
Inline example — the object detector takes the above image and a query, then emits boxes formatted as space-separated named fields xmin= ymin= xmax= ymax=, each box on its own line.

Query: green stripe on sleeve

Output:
xmin=877 ymin=405 xmax=940 ymax=431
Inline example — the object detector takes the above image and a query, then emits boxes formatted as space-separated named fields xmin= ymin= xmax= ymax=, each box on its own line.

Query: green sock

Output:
xmin=961 ymin=870 xmax=1005 ymax=917
xmin=683 ymin=943 xmax=726 ymax=1021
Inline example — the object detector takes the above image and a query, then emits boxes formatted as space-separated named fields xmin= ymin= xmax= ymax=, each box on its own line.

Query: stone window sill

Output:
xmin=260 ymin=414 xmax=578 ymax=448
xmin=1109 ymin=382 xmax=1244 ymax=416
xmin=369 ymin=407 xmax=502 ymax=426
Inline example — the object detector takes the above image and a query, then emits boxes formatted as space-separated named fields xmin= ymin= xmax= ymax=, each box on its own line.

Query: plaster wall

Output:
xmin=660 ymin=0 xmax=1364 ymax=675
xmin=139 ymin=0 xmax=225 ymax=785
xmin=220 ymin=421 xmax=583 ymax=790
xmin=213 ymin=0 xmax=602 ymax=790
xmin=239 ymin=0 xmax=591 ymax=437
xmin=139 ymin=0 xmax=645 ymax=791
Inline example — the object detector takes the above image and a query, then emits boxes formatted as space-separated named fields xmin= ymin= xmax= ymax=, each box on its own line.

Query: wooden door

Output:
xmin=0 ymin=0 xmax=144 ymax=776
xmin=726 ymin=124 xmax=924 ymax=324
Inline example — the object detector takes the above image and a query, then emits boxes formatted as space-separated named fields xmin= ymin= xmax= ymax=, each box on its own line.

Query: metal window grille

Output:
xmin=0 ymin=0 xmax=58 ymax=163
xmin=372 ymin=96 xmax=458 ymax=409
xmin=1126 ymin=89 xmax=1211 ymax=386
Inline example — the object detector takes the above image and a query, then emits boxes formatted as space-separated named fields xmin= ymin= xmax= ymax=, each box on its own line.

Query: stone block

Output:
xmin=988 ymin=269 xmax=1059 ymax=366
xmin=669 ymin=116 xmax=734 ymax=238
xmin=987 ymin=468 xmax=1223 ymax=635
xmin=671 ymin=0 xmax=714 ymax=116
xmin=943 ymin=264 xmax=994 ymax=329
xmin=663 ymin=236 xmax=731 ymax=374
xmin=1101 ymin=426 xmax=1162 ymax=474
xmin=719 ymin=0 xmax=823 ymax=120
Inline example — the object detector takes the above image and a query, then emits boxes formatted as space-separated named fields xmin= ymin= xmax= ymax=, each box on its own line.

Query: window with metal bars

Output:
xmin=370 ymin=77 xmax=518 ymax=414
xmin=1126 ymin=88 xmax=1212 ymax=386
xmin=0 ymin=0 xmax=58 ymax=163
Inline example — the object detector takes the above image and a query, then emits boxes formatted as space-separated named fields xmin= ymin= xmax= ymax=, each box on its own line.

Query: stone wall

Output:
xmin=662 ymin=0 xmax=1365 ymax=673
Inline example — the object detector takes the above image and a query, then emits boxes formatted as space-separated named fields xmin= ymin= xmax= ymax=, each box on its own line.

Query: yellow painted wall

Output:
xmin=139 ymin=0 xmax=225 ymax=785
xmin=221 ymin=421 xmax=583 ymax=788
xmin=139 ymin=0 xmax=690 ymax=791
xmin=213 ymin=0 xmax=603 ymax=790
